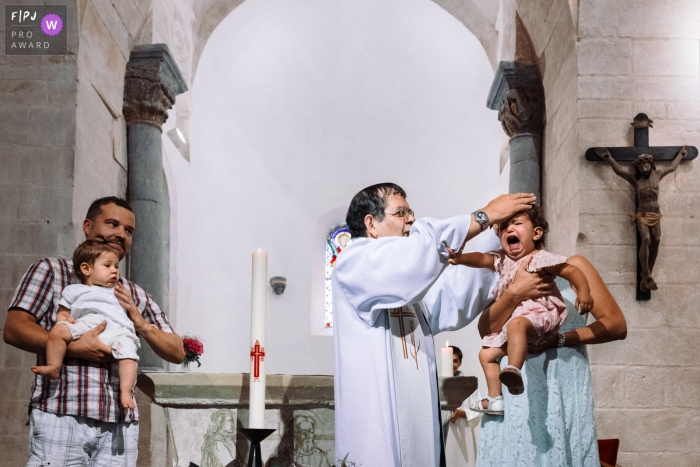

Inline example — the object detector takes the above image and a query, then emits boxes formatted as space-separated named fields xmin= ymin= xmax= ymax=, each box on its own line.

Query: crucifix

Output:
xmin=250 ymin=340 xmax=265 ymax=382
xmin=585 ymin=113 xmax=697 ymax=300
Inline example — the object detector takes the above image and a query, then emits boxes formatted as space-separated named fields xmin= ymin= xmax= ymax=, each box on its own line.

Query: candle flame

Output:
xmin=445 ymin=340 xmax=449 ymax=347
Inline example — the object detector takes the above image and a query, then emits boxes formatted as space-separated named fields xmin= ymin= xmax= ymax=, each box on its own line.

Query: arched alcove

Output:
xmin=166 ymin=0 xmax=504 ymax=376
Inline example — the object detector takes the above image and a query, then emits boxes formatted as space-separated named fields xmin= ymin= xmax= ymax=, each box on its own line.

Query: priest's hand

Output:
xmin=481 ymin=193 xmax=537 ymax=226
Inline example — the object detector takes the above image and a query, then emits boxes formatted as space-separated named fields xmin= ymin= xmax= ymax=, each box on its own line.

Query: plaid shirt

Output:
xmin=9 ymin=258 xmax=175 ymax=423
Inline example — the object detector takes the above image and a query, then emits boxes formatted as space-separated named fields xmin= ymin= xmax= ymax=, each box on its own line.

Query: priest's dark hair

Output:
xmin=346 ymin=183 xmax=407 ymax=238
xmin=449 ymin=345 xmax=463 ymax=362
xmin=86 ymin=196 xmax=133 ymax=221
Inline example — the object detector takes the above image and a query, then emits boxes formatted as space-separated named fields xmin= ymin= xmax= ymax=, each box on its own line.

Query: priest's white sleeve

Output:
xmin=422 ymin=232 xmax=501 ymax=333
xmin=334 ymin=215 xmax=472 ymax=326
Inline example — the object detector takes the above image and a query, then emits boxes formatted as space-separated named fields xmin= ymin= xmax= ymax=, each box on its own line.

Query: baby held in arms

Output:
xmin=448 ymin=206 xmax=593 ymax=414
xmin=32 ymin=240 xmax=143 ymax=409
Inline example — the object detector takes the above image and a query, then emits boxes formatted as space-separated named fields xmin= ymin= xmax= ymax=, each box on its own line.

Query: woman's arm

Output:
xmin=477 ymin=256 xmax=555 ymax=337
xmin=529 ymin=255 xmax=627 ymax=351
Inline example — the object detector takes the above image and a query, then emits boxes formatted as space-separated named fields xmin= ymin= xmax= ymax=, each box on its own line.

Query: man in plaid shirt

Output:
xmin=4 ymin=197 xmax=186 ymax=466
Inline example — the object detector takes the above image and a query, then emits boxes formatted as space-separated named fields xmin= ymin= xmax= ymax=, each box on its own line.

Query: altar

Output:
xmin=136 ymin=372 xmax=476 ymax=467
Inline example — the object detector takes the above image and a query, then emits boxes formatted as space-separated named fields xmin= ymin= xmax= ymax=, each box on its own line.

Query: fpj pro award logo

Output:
xmin=5 ymin=5 xmax=67 ymax=55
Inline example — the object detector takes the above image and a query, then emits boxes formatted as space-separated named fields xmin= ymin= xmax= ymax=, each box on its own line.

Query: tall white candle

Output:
xmin=249 ymin=249 xmax=268 ymax=428
xmin=440 ymin=341 xmax=453 ymax=377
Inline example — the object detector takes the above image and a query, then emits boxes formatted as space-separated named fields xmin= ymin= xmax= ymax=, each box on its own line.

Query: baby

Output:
xmin=448 ymin=206 xmax=593 ymax=414
xmin=31 ymin=240 xmax=141 ymax=409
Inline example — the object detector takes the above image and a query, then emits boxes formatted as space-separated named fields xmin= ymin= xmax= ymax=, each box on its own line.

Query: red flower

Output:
xmin=183 ymin=337 xmax=204 ymax=355
xmin=182 ymin=335 xmax=204 ymax=368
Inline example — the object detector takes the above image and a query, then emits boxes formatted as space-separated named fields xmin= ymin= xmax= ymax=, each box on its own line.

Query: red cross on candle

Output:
xmin=250 ymin=340 xmax=265 ymax=382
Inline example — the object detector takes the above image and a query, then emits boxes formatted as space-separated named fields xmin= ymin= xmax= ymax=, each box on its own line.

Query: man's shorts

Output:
xmin=27 ymin=409 xmax=139 ymax=467
xmin=55 ymin=314 xmax=140 ymax=361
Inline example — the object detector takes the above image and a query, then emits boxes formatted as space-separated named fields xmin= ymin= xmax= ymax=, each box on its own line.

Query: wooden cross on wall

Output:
xmin=585 ymin=113 xmax=697 ymax=300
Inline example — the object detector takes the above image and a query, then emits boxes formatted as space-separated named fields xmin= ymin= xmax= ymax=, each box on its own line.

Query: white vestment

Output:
xmin=333 ymin=215 xmax=498 ymax=467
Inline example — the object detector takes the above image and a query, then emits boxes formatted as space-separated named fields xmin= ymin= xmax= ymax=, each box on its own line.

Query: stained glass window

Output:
xmin=324 ymin=223 xmax=352 ymax=328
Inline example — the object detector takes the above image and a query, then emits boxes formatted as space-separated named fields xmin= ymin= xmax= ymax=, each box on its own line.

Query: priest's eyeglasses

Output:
xmin=387 ymin=208 xmax=415 ymax=220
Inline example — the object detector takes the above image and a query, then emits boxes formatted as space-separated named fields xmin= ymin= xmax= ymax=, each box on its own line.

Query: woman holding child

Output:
xmin=459 ymin=208 xmax=627 ymax=466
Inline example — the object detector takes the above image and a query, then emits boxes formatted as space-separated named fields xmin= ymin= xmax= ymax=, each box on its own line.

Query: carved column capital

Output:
xmin=487 ymin=61 xmax=544 ymax=138
xmin=123 ymin=44 xmax=188 ymax=131
xmin=498 ymin=87 xmax=544 ymax=137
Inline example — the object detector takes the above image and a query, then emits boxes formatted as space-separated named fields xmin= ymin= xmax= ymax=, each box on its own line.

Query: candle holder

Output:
xmin=239 ymin=427 xmax=276 ymax=467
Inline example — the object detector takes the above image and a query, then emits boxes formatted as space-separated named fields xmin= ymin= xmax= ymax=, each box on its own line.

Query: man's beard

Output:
xmin=97 ymin=235 xmax=125 ymax=256
xmin=636 ymin=168 xmax=652 ymax=179
xmin=295 ymin=438 xmax=315 ymax=455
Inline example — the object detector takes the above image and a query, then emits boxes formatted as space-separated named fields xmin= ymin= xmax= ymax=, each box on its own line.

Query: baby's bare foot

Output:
xmin=31 ymin=365 xmax=61 ymax=379
xmin=121 ymin=392 xmax=135 ymax=409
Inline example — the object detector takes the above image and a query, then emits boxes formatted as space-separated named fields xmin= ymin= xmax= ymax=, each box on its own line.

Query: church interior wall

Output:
xmin=0 ymin=1 xmax=80 ymax=461
xmin=512 ymin=0 xmax=581 ymax=257
xmin=71 ymin=0 xmax=148 ymax=235
xmin=172 ymin=0 xmax=503 ymax=378
xmin=1 ymin=0 xmax=194 ymax=463
xmin=574 ymin=1 xmax=700 ymax=464
xmin=3 ymin=0 xmax=700 ymax=465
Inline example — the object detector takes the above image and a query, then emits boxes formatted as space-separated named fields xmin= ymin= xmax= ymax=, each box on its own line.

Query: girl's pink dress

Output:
xmin=482 ymin=249 xmax=568 ymax=347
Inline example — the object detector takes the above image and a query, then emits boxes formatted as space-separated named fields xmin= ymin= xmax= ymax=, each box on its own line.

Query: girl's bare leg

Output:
xmin=505 ymin=317 xmax=539 ymax=369
xmin=119 ymin=359 xmax=138 ymax=409
xmin=478 ymin=346 xmax=506 ymax=409
xmin=31 ymin=325 xmax=73 ymax=379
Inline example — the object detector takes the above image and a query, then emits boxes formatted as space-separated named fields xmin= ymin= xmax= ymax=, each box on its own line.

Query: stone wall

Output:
xmin=3 ymin=0 xmax=700 ymax=465
xmin=515 ymin=0 xmax=580 ymax=256
xmin=1 ymin=0 xmax=193 ymax=464
xmin=576 ymin=1 xmax=700 ymax=465
xmin=0 ymin=1 xmax=79 ymax=463
xmin=498 ymin=0 xmax=700 ymax=463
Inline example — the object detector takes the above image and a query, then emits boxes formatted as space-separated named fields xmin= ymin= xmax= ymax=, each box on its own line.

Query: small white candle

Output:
xmin=249 ymin=249 xmax=268 ymax=428
xmin=440 ymin=341 xmax=453 ymax=377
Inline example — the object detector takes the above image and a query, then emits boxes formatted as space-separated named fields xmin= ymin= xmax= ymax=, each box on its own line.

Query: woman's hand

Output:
xmin=479 ymin=257 xmax=555 ymax=337
xmin=527 ymin=332 xmax=558 ymax=354
xmin=508 ymin=257 xmax=555 ymax=302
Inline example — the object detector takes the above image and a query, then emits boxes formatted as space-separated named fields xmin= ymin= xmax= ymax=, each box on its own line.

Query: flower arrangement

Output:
xmin=182 ymin=335 xmax=204 ymax=368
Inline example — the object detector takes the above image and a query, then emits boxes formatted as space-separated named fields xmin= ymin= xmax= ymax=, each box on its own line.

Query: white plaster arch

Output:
xmin=174 ymin=0 xmax=505 ymax=375
xmin=191 ymin=0 xmax=500 ymax=78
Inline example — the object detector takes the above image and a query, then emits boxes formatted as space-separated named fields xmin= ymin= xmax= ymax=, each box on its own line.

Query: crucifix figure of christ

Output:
xmin=389 ymin=307 xmax=420 ymax=369
xmin=250 ymin=340 xmax=265 ymax=382
xmin=586 ymin=113 xmax=697 ymax=299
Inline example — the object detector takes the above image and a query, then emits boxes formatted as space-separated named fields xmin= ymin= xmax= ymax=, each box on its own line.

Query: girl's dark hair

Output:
xmin=73 ymin=240 xmax=119 ymax=283
xmin=345 ymin=183 xmax=407 ymax=238
xmin=521 ymin=205 xmax=549 ymax=249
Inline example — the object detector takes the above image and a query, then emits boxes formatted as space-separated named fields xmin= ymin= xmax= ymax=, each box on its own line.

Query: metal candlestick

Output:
xmin=239 ymin=428 xmax=276 ymax=467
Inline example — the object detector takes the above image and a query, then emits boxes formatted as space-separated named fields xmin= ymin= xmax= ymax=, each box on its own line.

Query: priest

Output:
xmin=332 ymin=183 xmax=548 ymax=467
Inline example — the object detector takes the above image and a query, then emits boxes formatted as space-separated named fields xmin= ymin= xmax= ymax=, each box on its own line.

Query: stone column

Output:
xmin=123 ymin=44 xmax=187 ymax=370
xmin=487 ymin=61 xmax=545 ymax=200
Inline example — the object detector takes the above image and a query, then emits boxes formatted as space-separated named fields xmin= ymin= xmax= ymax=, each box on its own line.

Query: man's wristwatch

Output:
xmin=557 ymin=332 xmax=566 ymax=348
xmin=473 ymin=210 xmax=490 ymax=231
